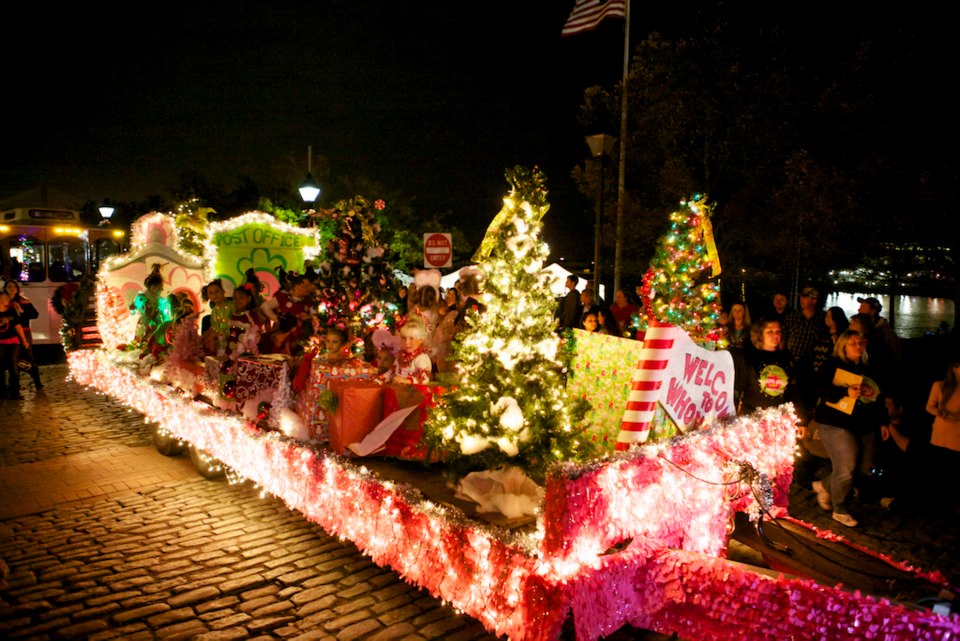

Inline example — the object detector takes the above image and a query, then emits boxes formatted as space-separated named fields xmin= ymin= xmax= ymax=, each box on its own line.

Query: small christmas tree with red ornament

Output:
xmin=638 ymin=195 xmax=725 ymax=348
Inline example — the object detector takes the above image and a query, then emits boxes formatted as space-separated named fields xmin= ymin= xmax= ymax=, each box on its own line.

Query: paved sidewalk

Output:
xmin=1 ymin=365 xmax=507 ymax=641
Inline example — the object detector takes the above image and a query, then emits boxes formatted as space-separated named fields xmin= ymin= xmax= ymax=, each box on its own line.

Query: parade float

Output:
xmin=66 ymin=171 xmax=959 ymax=640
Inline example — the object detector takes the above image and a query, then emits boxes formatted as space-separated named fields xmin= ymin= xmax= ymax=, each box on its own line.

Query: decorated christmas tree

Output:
xmin=639 ymin=194 xmax=725 ymax=347
xmin=173 ymin=198 xmax=212 ymax=257
xmin=423 ymin=167 xmax=597 ymax=482
xmin=311 ymin=196 xmax=399 ymax=339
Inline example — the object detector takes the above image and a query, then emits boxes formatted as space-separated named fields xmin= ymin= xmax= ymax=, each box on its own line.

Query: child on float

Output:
xmin=259 ymin=313 xmax=299 ymax=356
xmin=381 ymin=317 xmax=432 ymax=385
xmin=368 ymin=328 xmax=399 ymax=376
xmin=132 ymin=264 xmax=166 ymax=347
xmin=225 ymin=285 xmax=262 ymax=359
xmin=200 ymin=278 xmax=233 ymax=357
xmin=320 ymin=325 xmax=353 ymax=363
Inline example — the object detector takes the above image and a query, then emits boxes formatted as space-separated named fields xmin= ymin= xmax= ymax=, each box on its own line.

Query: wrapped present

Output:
xmin=296 ymin=358 xmax=378 ymax=442
xmin=204 ymin=355 xmax=223 ymax=386
xmin=328 ymin=380 xmax=385 ymax=454
xmin=566 ymin=329 xmax=646 ymax=450
xmin=380 ymin=382 xmax=445 ymax=461
xmin=234 ymin=354 xmax=293 ymax=424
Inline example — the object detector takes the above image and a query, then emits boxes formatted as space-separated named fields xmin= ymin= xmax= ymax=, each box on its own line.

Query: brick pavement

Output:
xmin=0 ymin=365 xmax=502 ymax=640
xmin=1 ymin=363 xmax=957 ymax=640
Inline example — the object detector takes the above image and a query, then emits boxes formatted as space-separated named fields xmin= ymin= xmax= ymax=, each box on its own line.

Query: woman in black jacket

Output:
xmin=4 ymin=281 xmax=41 ymax=390
xmin=735 ymin=317 xmax=802 ymax=416
xmin=811 ymin=329 xmax=883 ymax=527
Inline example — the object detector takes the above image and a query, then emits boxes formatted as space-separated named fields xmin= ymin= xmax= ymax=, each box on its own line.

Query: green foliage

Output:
xmin=173 ymin=198 xmax=211 ymax=257
xmin=423 ymin=167 xmax=600 ymax=483
xmin=58 ymin=274 xmax=97 ymax=351
xmin=258 ymin=198 xmax=305 ymax=226
xmin=639 ymin=195 xmax=724 ymax=347
xmin=310 ymin=195 xmax=399 ymax=336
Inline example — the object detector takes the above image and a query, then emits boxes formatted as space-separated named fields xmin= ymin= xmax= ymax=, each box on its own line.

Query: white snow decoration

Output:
xmin=493 ymin=397 xmax=524 ymax=432
xmin=454 ymin=466 xmax=543 ymax=519
xmin=458 ymin=434 xmax=492 ymax=455
xmin=495 ymin=436 xmax=519 ymax=457
xmin=279 ymin=408 xmax=310 ymax=441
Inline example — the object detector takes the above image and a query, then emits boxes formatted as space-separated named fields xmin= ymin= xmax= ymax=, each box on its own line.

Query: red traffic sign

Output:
xmin=424 ymin=232 xmax=452 ymax=268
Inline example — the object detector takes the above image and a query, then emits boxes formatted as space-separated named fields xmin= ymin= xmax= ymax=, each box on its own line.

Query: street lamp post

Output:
xmin=585 ymin=134 xmax=617 ymax=296
xmin=298 ymin=145 xmax=321 ymax=204
xmin=98 ymin=204 xmax=115 ymax=227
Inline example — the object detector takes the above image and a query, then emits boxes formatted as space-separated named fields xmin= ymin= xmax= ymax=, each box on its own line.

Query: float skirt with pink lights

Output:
xmin=68 ymin=350 xmax=960 ymax=640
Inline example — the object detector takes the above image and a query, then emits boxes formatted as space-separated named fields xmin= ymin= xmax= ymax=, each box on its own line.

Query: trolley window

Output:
xmin=1 ymin=235 xmax=46 ymax=283
xmin=47 ymin=238 xmax=87 ymax=282
xmin=93 ymin=238 xmax=122 ymax=271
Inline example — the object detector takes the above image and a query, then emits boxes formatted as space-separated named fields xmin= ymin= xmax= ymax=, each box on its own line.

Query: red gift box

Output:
xmin=380 ymin=383 xmax=445 ymax=461
xmin=328 ymin=380 xmax=385 ymax=455
xmin=296 ymin=358 xmax=378 ymax=441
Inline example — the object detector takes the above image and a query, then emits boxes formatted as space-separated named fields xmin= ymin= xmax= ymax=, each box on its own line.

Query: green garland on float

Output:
xmin=57 ymin=273 xmax=98 ymax=351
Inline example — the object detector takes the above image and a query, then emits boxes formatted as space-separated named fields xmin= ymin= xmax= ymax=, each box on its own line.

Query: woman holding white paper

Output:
xmin=811 ymin=330 xmax=883 ymax=527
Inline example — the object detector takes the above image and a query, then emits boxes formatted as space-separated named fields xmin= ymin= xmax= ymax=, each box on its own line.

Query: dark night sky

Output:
xmin=4 ymin=2 xmax=631 ymax=246
xmin=3 ymin=2 xmax=953 ymax=259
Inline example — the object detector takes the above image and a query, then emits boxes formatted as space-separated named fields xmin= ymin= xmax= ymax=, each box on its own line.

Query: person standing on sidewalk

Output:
xmin=925 ymin=357 xmax=960 ymax=511
xmin=4 ymin=281 xmax=42 ymax=390
xmin=0 ymin=291 xmax=29 ymax=400
xmin=810 ymin=329 xmax=884 ymax=528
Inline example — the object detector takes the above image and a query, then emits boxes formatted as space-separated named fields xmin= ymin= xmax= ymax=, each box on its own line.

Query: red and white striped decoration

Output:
xmin=617 ymin=324 xmax=676 ymax=449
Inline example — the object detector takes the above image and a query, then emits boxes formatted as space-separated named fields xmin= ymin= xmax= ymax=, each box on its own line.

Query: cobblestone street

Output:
xmin=0 ymin=365 xmax=501 ymax=641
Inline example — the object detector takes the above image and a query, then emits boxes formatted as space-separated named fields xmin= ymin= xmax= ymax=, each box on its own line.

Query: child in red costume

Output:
xmin=382 ymin=317 xmax=432 ymax=385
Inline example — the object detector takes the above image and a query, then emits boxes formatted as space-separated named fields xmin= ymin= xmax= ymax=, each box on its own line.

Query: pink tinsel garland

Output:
xmin=68 ymin=351 xmax=960 ymax=641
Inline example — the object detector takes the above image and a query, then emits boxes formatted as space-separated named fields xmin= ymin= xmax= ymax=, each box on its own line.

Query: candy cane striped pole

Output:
xmin=617 ymin=324 xmax=676 ymax=449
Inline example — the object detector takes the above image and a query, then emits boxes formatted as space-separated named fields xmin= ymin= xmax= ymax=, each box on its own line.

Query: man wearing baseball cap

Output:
xmin=857 ymin=296 xmax=902 ymax=363
xmin=783 ymin=285 xmax=828 ymax=426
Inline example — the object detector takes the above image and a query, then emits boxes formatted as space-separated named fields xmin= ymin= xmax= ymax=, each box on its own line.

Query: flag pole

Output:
xmin=613 ymin=0 xmax=630 ymax=296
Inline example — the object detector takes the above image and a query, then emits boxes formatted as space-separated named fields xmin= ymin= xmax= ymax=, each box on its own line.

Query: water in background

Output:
xmin=825 ymin=293 xmax=955 ymax=339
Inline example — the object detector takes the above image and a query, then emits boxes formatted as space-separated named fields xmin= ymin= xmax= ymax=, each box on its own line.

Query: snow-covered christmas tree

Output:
xmin=639 ymin=194 xmax=725 ymax=347
xmin=423 ymin=167 xmax=598 ymax=481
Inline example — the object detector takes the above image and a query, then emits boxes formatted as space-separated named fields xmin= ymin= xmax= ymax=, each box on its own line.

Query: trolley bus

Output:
xmin=0 ymin=207 xmax=126 ymax=345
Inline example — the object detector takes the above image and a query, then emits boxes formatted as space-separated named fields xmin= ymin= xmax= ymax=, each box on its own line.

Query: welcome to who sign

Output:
xmin=618 ymin=325 xmax=735 ymax=448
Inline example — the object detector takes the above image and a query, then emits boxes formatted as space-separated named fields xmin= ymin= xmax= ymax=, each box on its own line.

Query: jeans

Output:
xmin=0 ymin=342 xmax=20 ymax=398
xmin=817 ymin=421 xmax=860 ymax=514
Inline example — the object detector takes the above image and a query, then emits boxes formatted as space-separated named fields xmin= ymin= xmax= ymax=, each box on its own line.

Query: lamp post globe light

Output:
xmin=299 ymin=145 xmax=321 ymax=204
xmin=584 ymin=133 xmax=617 ymax=295
xmin=98 ymin=203 xmax=115 ymax=227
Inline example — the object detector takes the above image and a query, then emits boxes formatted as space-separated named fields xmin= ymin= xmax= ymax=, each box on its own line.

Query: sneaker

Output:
xmin=832 ymin=512 xmax=858 ymax=527
xmin=812 ymin=480 xmax=832 ymax=510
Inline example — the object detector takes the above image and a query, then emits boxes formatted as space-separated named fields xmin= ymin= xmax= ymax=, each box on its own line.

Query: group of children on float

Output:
xmin=130 ymin=264 xmax=479 ymax=389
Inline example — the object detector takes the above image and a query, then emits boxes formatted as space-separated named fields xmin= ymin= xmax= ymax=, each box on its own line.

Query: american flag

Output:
xmin=561 ymin=0 xmax=626 ymax=36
